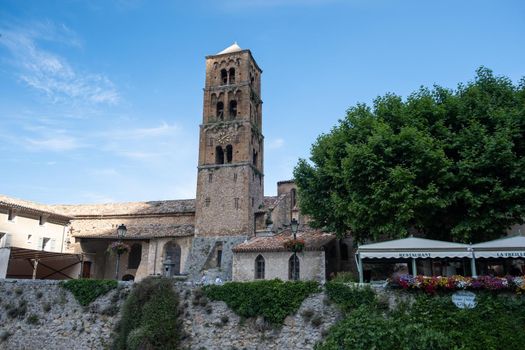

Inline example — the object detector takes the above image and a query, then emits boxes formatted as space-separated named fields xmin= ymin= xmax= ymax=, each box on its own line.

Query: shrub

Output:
xmin=301 ymin=309 xmax=314 ymax=320
xmin=311 ymin=315 xmax=323 ymax=328
xmin=325 ymin=282 xmax=376 ymax=312
xmin=204 ymin=279 xmax=319 ymax=325
xmin=61 ymin=279 xmax=117 ymax=306
xmin=36 ymin=291 xmax=43 ymax=299
xmin=330 ymin=272 xmax=357 ymax=283
xmin=7 ymin=300 xmax=27 ymax=319
xmin=42 ymin=302 xmax=52 ymax=313
xmin=315 ymin=293 xmax=525 ymax=350
xmin=14 ymin=287 xmax=23 ymax=296
xmin=26 ymin=314 xmax=39 ymax=325
xmin=113 ymin=277 xmax=181 ymax=350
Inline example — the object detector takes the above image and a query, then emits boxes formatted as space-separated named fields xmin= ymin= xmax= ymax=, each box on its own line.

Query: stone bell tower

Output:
xmin=187 ymin=43 xmax=264 ymax=280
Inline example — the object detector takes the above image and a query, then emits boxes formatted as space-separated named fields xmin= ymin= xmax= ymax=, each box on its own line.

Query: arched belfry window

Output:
xmin=226 ymin=145 xmax=233 ymax=163
xmin=216 ymin=102 xmax=224 ymax=120
xmin=253 ymin=149 xmax=258 ymax=166
xmin=255 ymin=255 xmax=265 ymax=279
xmin=229 ymin=68 xmax=236 ymax=84
xmin=128 ymin=243 xmax=142 ymax=269
xmin=289 ymin=254 xmax=300 ymax=280
xmin=221 ymin=69 xmax=228 ymax=85
xmin=291 ymin=188 xmax=297 ymax=208
xmin=229 ymin=100 xmax=237 ymax=119
xmin=215 ymin=146 xmax=224 ymax=164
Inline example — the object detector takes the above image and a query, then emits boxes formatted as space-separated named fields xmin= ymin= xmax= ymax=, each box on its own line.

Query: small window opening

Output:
xmin=253 ymin=150 xmax=258 ymax=166
xmin=291 ymin=188 xmax=297 ymax=208
xmin=255 ymin=255 xmax=265 ymax=279
xmin=27 ymin=234 xmax=32 ymax=243
xmin=226 ymin=145 xmax=233 ymax=163
xmin=217 ymin=249 xmax=223 ymax=267
xmin=229 ymin=100 xmax=237 ymax=119
xmin=209 ymin=173 xmax=213 ymax=183
xmin=8 ymin=209 xmax=15 ymax=221
xmin=216 ymin=102 xmax=224 ymax=120
xmin=215 ymin=146 xmax=224 ymax=164
xmin=229 ymin=68 xmax=235 ymax=84
xmin=205 ymin=197 xmax=211 ymax=207
xmin=39 ymin=216 xmax=45 ymax=226
xmin=233 ymin=173 xmax=237 ymax=182
xmin=234 ymin=198 xmax=239 ymax=209
xmin=221 ymin=69 xmax=228 ymax=85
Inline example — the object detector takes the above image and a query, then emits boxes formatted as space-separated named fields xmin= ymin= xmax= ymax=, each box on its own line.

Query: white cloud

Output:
xmin=268 ymin=138 xmax=285 ymax=150
xmin=25 ymin=135 xmax=80 ymax=152
xmin=0 ymin=21 xmax=119 ymax=105
xmin=108 ymin=122 xmax=180 ymax=140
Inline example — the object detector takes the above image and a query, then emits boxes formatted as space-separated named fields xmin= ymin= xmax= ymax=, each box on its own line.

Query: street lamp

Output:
xmin=115 ymin=224 xmax=127 ymax=280
xmin=290 ymin=218 xmax=299 ymax=280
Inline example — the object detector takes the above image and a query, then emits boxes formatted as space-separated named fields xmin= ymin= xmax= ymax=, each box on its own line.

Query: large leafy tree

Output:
xmin=294 ymin=68 xmax=525 ymax=243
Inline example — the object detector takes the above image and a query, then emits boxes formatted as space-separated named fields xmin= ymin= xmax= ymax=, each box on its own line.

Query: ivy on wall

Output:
xmin=204 ymin=279 xmax=319 ymax=325
xmin=61 ymin=279 xmax=117 ymax=306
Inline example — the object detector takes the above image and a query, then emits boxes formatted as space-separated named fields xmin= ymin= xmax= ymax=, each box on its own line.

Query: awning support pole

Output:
xmin=358 ymin=254 xmax=364 ymax=284
xmin=32 ymin=259 xmax=39 ymax=280
xmin=411 ymin=258 xmax=417 ymax=276
xmin=470 ymin=253 xmax=477 ymax=278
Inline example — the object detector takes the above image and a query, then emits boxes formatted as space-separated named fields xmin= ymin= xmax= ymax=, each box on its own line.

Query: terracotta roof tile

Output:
xmin=233 ymin=228 xmax=336 ymax=253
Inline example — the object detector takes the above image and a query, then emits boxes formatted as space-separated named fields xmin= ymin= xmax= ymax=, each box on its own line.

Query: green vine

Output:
xmin=204 ymin=279 xmax=319 ymax=325
xmin=61 ymin=279 xmax=117 ymax=306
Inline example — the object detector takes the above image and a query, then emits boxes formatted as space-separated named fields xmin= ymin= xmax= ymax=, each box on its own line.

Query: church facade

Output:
xmin=0 ymin=44 xmax=339 ymax=282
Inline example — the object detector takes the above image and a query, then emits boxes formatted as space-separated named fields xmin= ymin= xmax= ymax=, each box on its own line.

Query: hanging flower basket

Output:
xmin=284 ymin=239 xmax=305 ymax=253
xmin=107 ymin=241 xmax=130 ymax=255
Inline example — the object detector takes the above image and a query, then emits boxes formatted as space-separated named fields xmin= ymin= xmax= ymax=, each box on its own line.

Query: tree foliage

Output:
xmin=295 ymin=68 xmax=525 ymax=243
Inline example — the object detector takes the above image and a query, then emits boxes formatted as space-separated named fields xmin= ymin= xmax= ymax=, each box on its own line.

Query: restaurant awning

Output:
xmin=357 ymin=237 xmax=471 ymax=259
xmin=471 ymin=236 xmax=525 ymax=259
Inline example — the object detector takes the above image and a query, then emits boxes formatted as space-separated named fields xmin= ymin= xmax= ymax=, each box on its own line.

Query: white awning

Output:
xmin=471 ymin=236 xmax=525 ymax=259
xmin=358 ymin=237 xmax=471 ymax=259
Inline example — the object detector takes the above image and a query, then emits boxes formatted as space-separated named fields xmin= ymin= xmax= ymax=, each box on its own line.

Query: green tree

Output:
xmin=294 ymin=68 xmax=525 ymax=243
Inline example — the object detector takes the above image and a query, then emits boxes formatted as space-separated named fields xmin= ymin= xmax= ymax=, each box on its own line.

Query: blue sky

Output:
xmin=1 ymin=0 xmax=524 ymax=204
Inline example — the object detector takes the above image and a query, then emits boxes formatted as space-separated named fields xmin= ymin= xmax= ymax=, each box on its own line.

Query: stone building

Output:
xmin=0 ymin=43 xmax=338 ymax=282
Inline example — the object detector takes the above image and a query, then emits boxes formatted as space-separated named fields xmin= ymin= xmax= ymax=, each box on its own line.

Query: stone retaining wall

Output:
xmin=0 ymin=279 xmax=342 ymax=350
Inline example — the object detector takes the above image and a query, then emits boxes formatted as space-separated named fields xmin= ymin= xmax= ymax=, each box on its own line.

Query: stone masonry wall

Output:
xmin=0 ymin=279 xmax=342 ymax=350
xmin=0 ymin=279 xmax=131 ymax=349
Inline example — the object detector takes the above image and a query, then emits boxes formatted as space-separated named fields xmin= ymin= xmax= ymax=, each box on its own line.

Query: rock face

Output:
xmin=0 ymin=280 xmax=341 ymax=350
xmin=0 ymin=279 xmax=130 ymax=350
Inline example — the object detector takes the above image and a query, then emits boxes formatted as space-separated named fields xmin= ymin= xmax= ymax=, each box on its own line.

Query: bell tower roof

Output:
xmin=216 ymin=42 xmax=242 ymax=55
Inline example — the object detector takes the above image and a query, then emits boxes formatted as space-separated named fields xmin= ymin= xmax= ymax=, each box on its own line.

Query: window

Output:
xmin=255 ymin=255 xmax=265 ymax=279
xmin=229 ymin=100 xmax=237 ymax=119
xmin=288 ymin=254 xmax=300 ymax=280
xmin=226 ymin=144 xmax=233 ymax=163
xmin=39 ymin=215 xmax=46 ymax=226
xmin=228 ymin=68 xmax=235 ymax=84
xmin=252 ymin=149 xmax=258 ymax=166
xmin=8 ymin=209 xmax=15 ymax=221
xmin=234 ymin=198 xmax=239 ymax=210
xmin=215 ymin=146 xmax=224 ymax=164
xmin=216 ymin=102 xmax=224 ymax=120
xmin=128 ymin=243 xmax=142 ymax=269
xmin=41 ymin=237 xmax=50 ymax=251
xmin=290 ymin=188 xmax=297 ymax=208
xmin=233 ymin=173 xmax=237 ymax=182
xmin=221 ymin=69 xmax=228 ymax=85
xmin=27 ymin=234 xmax=32 ymax=244
xmin=217 ymin=249 xmax=222 ymax=268
xmin=208 ymin=173 xmax=213 ymax=183
xmin=205 ymin=197 xmax=211 ymax=207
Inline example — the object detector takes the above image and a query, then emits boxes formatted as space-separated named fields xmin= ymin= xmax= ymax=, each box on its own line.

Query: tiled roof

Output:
xmin=0 ymin=194 xmax=72 ymax=222
xmin=49 ymin=199 xmax=195 ymax=217
xmin=233 ymin=228 xmax=336 ymax=253
xmin=72 ymin=220 xmax=195 ymax=239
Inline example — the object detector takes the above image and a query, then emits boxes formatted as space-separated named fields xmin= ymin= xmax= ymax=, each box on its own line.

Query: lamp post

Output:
xmin=290 ymin=218 xmax=299 ymax=280
xmin=115 ymin=224 xmax=127 ymax=280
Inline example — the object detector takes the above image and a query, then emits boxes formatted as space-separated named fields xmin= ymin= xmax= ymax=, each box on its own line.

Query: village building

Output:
xmin=0 ymin=44 xmax=338 ymax=283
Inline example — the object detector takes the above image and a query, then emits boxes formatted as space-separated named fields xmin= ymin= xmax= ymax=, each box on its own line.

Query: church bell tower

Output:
xmin=195 ymin=43 xmax=264 ymax=237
